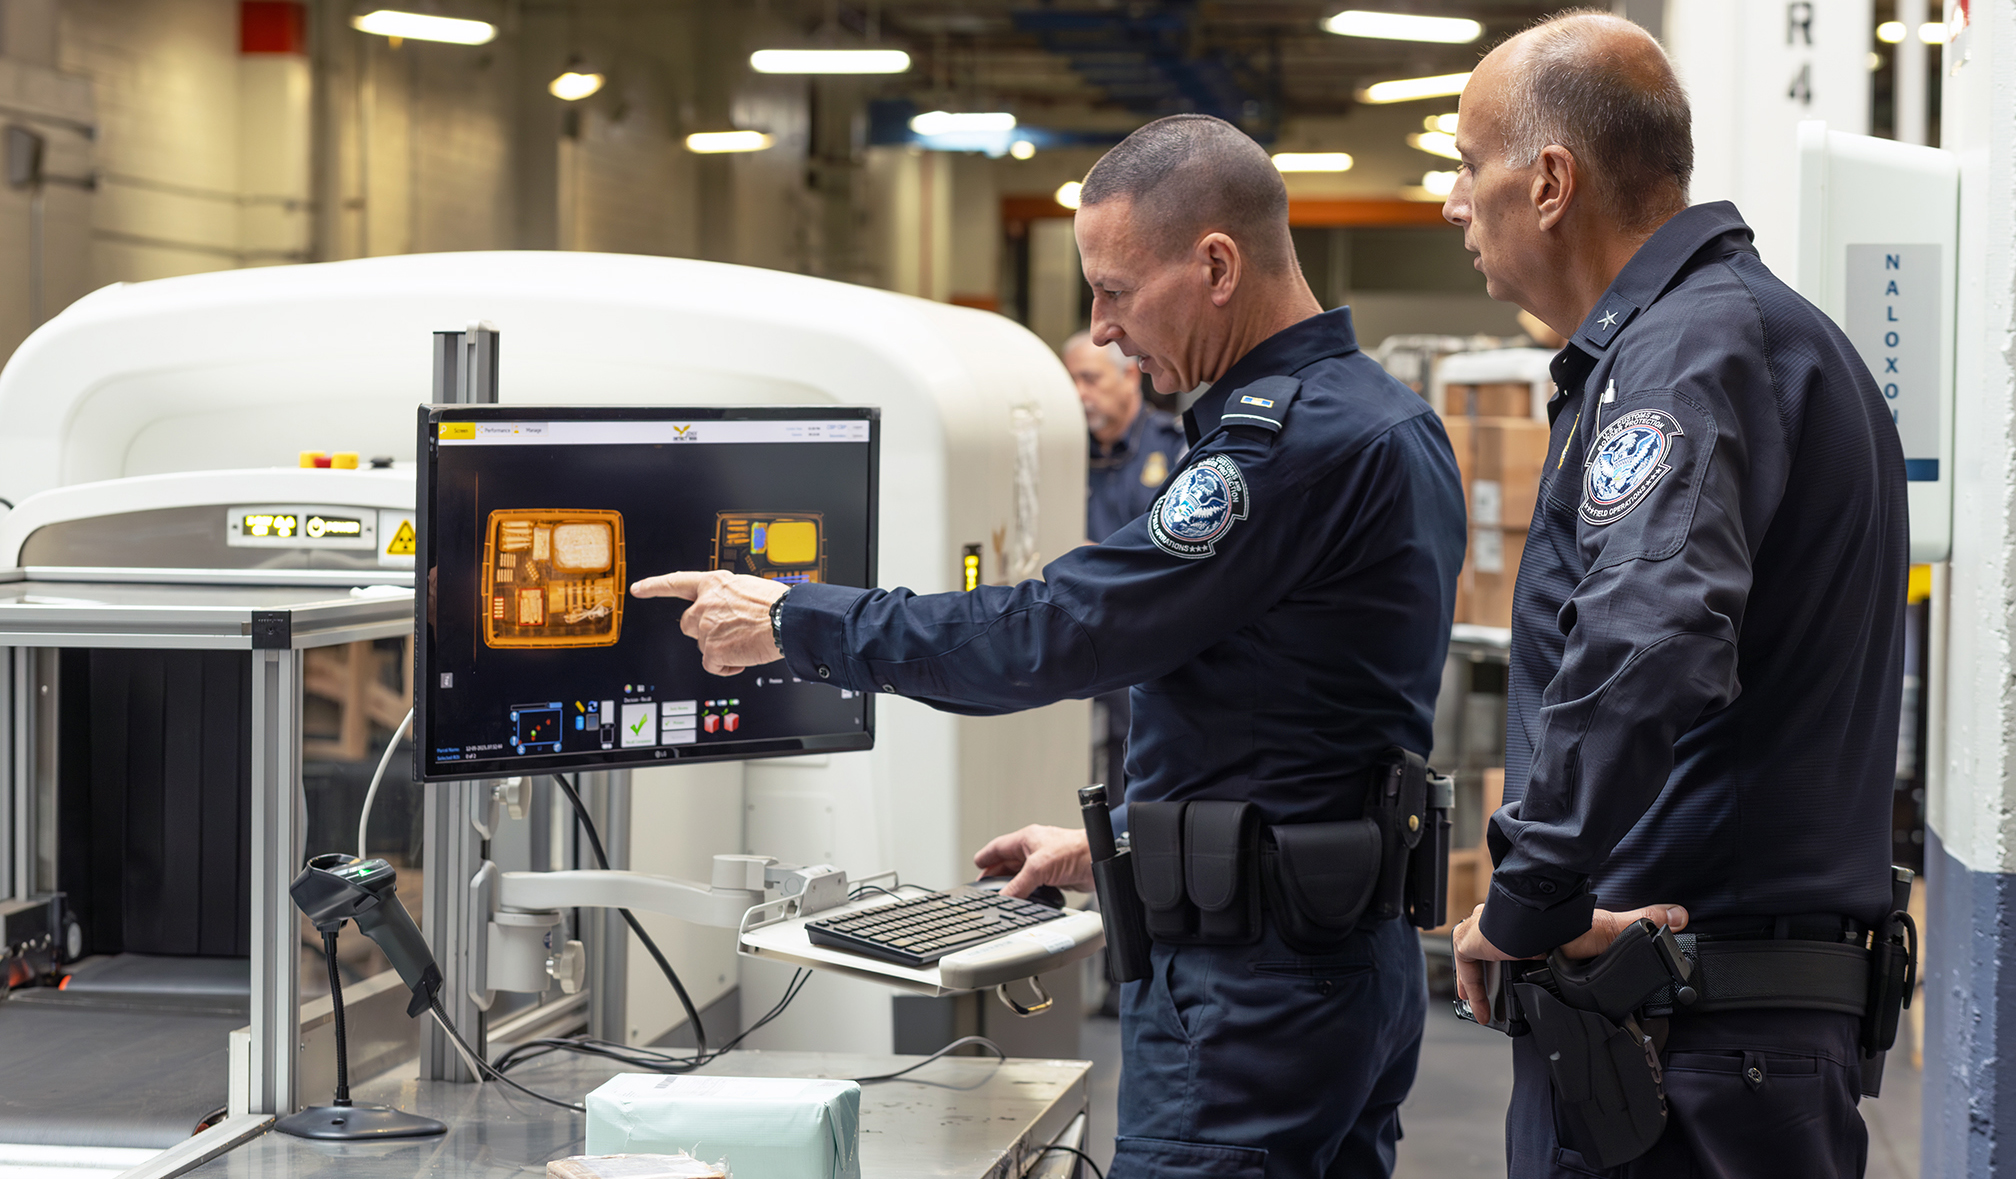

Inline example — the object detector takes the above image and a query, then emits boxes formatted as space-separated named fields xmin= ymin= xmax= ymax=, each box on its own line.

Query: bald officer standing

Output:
xmin=634 ymin=115 xmax=1467 ymax=1179
xmin=1444 ymin=14 xmax=1908 ymax=1177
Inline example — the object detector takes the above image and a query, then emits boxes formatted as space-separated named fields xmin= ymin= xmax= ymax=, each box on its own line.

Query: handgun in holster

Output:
xmin=1458 ymin=919 xmax=1697 ymax=1170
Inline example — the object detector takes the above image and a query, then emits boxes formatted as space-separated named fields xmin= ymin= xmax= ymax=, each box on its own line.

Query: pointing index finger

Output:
xmin=630 ymin=571 xmax=710 ymax=600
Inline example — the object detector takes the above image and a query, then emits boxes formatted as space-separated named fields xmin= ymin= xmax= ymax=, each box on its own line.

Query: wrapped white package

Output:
xmin=584 ymin=1074 xmax=862 ymax=1179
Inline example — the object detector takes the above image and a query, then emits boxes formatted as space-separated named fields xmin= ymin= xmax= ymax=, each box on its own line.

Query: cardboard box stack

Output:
xmin=1441 ymin=384 xmax=1552 ymax=629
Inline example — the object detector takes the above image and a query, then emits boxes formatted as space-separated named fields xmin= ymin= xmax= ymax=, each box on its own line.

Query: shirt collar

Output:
xmin=1549 ymin=201 xmax=1758 ymax=411
xmin=1188 ymin=307 xmax=1359 ymax=438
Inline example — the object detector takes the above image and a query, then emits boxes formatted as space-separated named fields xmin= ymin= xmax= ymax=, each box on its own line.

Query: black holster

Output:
xmin=1080 ymin=784 xmax=1153 ymax=984
xmin=1511 ymin=920 xmax=1693 ymax=1170
xmin=1860 ymin=866 xmax=1919 ymax=1097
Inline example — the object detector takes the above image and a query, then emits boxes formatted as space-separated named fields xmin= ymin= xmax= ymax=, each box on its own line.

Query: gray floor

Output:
xmin=1077 ymin=1002 xmax=1922 ymax=1177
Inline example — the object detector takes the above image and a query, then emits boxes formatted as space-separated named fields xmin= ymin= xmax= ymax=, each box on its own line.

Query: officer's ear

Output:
xmin=1532 ymin=144 xmax=1580 ymax=232
xmin=1198 ymin=232 xmax=1242 ymax=308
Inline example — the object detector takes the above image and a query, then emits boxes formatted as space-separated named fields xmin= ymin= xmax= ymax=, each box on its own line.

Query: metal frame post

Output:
xmin=585 ymin=769 xmax=631 ymax=1045
xmin=420 ymin=778 xmax=490 ymax=1081
xmin=248 ymin=648 xmax=303 ymax=1116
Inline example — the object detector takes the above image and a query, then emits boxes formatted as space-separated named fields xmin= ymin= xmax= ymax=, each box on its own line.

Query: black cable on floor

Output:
xmin=1036 ymin=1144 xmax=1106 ymax=1179
xmin=553 ymin=773 xmax=709 ymax=1056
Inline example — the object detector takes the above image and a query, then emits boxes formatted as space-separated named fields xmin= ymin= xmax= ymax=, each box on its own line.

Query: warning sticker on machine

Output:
xmin=378 ymin=511 xmax=417 ymax=568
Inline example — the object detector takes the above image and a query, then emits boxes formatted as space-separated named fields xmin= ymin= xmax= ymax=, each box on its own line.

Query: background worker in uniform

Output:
xmin=1067 ymin=328 xmax=1187 ymax=798
xmin=1443 ymin=14 xmax=1908 ymax=1177
xmin=634 ymin=113 xmax=1467 ymax=1179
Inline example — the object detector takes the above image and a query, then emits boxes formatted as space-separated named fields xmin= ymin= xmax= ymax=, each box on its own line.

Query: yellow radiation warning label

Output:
xmin=378 ymin=510 xmax=418 ymax=568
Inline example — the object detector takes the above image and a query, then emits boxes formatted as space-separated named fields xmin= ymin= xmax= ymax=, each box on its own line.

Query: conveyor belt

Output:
xmin=0 ymin=959 xmax=243 ymax=1150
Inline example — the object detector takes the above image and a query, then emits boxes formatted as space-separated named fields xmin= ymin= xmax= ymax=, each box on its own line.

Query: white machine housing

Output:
xmin=1795 ymin=121 xmax=1959 ymax=564
xmin=0 ymin=251 xmax=1091 ymax=1051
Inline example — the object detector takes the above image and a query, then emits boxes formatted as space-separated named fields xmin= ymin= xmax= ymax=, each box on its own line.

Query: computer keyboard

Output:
xmin=804 ymin=888 xmax=1069 ymax=968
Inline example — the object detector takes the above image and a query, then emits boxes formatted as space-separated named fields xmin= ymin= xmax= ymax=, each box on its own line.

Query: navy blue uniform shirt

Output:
xmin=777 ymin=308 xmax=1467 ymax=824
xmin=1480 ymin=202 xmax=1909 ymax=958
xmin=1087 ymin=403 xmax=1187 ymax=542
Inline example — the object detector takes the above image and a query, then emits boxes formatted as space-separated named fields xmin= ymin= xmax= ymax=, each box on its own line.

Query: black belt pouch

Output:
xmin=1130 ymin=801 xmax=1196 ymax=942
xmin=1261 ymin=819 xmax=1382 ymax=954
xmin=1129 ymin=800 xmax=1263 ymax=945
xmin=1185 ymin=801 xmax=1261 ymax=943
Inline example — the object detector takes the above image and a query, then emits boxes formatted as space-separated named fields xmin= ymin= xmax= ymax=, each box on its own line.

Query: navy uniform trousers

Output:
xmin=1112 ymin=915 xmax=1426 ymax=1179
xmin=1507 ymin=1008 xmax=1869 ymax=1178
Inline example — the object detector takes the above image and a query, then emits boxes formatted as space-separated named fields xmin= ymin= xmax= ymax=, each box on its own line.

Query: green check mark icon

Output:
xmin=629 ymin=713 xmax=648 ymax=736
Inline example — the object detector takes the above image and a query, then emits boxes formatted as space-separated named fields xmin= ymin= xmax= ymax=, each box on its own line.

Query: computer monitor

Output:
xmin=415 ymin=405 xmax=878 ymax=781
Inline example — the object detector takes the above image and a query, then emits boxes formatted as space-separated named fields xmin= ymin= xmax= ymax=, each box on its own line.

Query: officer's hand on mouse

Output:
xmin=630 ymin=570 xmax=785 ymax=676
xmin=972 ymin=824 xmax=1095 ymax=898
xmin=1451 ymin=902 xmax=1690 ymax=1012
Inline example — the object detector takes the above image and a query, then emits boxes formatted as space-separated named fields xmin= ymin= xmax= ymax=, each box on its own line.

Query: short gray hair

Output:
xmin=1063 ymin=331 xmax=1132 ymax=375
xmin=1497 ymin=11 xmax=1692 ymax=231
xmin=1078 ymin=114 xmax=1295 ymax=273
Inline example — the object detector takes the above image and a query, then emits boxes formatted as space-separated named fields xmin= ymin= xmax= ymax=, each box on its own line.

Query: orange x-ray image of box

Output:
xmin=481 ymin=509 xmax=625 ymax=648
xmin=711 ymin=512 xmax=826 ymax=585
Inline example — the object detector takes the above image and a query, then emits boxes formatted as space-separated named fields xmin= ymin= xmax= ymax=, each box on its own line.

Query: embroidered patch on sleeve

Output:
xmin=1581 ymin=408 xmax=1684 ymax=526
xmin=1149 ymin=454 xmax=1250 ymax=559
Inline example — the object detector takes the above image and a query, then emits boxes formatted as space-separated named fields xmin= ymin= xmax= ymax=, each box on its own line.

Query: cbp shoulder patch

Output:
xmin=1581 ymin=407 xmax=1684 ymax=526
xmin=1150 ymin=454 xmax=1249 ymax=559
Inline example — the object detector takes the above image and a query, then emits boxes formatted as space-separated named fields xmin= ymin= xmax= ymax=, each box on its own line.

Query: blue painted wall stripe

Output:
xmin=1925 ymin=829 xmax=2016 ymax=1177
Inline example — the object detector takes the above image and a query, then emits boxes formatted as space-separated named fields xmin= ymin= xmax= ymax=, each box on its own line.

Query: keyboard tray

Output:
xmin=737 ymin=882 xmax=1106 ymax=997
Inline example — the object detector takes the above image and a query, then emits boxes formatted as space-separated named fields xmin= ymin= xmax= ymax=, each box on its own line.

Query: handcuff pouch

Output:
xmin=1260 ymin=819 xmax=1382 ymax=954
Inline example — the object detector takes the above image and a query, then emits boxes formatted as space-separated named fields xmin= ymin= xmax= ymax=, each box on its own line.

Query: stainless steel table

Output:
xmin=172 ymin=1050 xmax=1092 ymax=1179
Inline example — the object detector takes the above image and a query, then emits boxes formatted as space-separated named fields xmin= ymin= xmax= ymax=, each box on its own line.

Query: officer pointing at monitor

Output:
xmin=634 ymin=114 xmax=1467 ymax=1178
xmin=1442 ymin=14 xmax=1909 ymax=1177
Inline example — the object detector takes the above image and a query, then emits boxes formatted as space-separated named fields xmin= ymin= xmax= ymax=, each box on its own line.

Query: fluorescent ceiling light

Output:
xmin=1357 ymin=72 xmax=1472 ymax=104
xmin=686 ymin=131 xmax=775 ymax=154
xmin=910 ymin=111 xmax=1016 ymax=135
xmin=351 ymin=10 xmax=497 ymax=45
xmin=1421 ymin=170 xmax=1457 ymax=197
xmin=549 ymin=71 xmax=604 ymax=101
xmin=1876 ymin=20 xmax=1906 ymax=42
xmin=1323 ymin=10 xmax=1482 ymax=44
xmin=1272 ymin=151 xmax=1354 ymax=172
xmin=1424 ymin=113 xmax=1458 ymax=134
xmin=1920 ymin=21 xmax=1947 ymax=43
xmin=1055 ymin=180 xmax=1083 ymax=210
xmin=1407 ymin=131 xmax=1460 ymax=160
xmin=749 ymin=49 xmax=911 ymax=74
xmin=1009 ymin=140 xmax=1036 ymax=160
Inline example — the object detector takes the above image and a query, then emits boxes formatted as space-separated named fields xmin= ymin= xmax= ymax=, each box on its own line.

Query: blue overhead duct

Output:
xmin=1010 ymin=2 xmax=1270 ymax=135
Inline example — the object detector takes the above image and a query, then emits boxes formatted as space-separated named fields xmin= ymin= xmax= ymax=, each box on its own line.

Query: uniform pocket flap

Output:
xmin=1129 ymin=801 xmax=1189 ymax=911
xmin=1271 ymin=819 xmax=1381 ymax=928
xmin=1183 ymin=800 xmax=1255 ymax=913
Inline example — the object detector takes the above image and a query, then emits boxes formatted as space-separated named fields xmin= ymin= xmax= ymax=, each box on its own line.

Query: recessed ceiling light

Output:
xmin=1323 ymin=10 xmax=1482 ymax=44
xmin=1272 ymin=152 xmax=1354 ymax=172
xmin=685 ymin=131 xmax=776 ymax=154
xmin=1876 ymin=20 xmax=1907 ymax=43
xmin=1357 ymin=72 xmax=1473 ymax=104
xmin=1407 ymin=131 xmax=1460 ymax=160
xmin=749 ymin=49 xmax=911 ymax=74
xmin=910 ymin=111 xmax=1016 ymax=135
xmin=549 ymin=71 xmax=604 ymax=101
xmin=1009 ymin=140 xmax=1036 ymax=160
xmin=350 ymin=10 xmax=496 ymax=45
xmin=1055 ymin=180 xmax=1083 ymax=210
xmin=1421 ymin=170 xmax=1457 ymax=197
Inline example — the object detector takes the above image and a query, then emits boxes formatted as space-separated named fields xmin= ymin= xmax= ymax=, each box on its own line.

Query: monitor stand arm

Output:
xmin=483 ymin=854 xmax=848 ymax=995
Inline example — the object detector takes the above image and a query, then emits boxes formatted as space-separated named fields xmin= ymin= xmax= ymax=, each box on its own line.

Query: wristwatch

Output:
xmin=768 ymin=585 xmax=791 ymax=650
